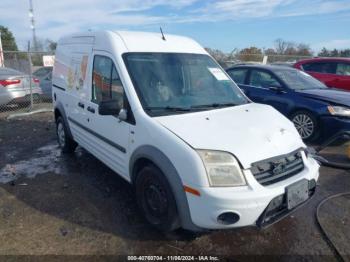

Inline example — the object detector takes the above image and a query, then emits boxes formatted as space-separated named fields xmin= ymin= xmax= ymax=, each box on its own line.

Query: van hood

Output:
xmin=155 ymin=103 xmax=305 ymax=169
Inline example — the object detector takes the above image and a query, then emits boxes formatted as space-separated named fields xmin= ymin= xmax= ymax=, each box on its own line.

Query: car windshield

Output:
xmin=123 ymin=53 xmax=248 ymax=115
xmin=275 ymin=69 xmax=327 ymax=90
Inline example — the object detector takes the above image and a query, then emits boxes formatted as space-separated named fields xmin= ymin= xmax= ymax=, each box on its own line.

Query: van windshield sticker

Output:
xmin=208 ymin=67 xmax=230 ymax=81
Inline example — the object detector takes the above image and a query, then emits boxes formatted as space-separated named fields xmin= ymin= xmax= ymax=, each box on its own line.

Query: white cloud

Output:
xmin=0 ymin=0 xmax=349 ymax=50
xmin=0 ymin=0 xmax=198 ymax=49
xmin=192 ymin=0 xmax=350 ymax=21
xmin=194 ymin=0 xmax=290 ymax=18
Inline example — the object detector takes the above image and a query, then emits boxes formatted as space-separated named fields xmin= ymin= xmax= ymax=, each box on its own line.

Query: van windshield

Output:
xmin=123 ymin=53 xmax=248 ymax=116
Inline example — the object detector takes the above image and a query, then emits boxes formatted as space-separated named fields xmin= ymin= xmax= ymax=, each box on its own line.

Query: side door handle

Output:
xmin=78 ymin=102 xmax=85 ymax=109
xmin=87 ymin=106 xmax=95 ymax=113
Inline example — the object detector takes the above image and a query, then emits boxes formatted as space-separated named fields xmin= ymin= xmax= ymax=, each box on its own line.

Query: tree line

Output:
xmin=206 ymin=38 xmax=349 ymax=66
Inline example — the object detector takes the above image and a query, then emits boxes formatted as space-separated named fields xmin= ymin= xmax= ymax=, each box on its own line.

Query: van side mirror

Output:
xmin=98 ymin=100 xmax=128 ymax=121
xmin=118 ymin=109 xmax=127 ymax=121
xmin=98 ymin=100 xmax=121 ymax=116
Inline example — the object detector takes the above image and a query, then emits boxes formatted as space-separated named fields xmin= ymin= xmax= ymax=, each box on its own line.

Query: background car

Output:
xmin=294 ymin=58 xmax=350 ymax=91
xmin=0 ymin=67 xmax=42 ymax=106
xmin=32 ymin=66 xmax=53 ymax=100
xmin=270 ymin=62 xmax=294 ymax=68
xmin=226 ymin=65 xmax=350 ymax=142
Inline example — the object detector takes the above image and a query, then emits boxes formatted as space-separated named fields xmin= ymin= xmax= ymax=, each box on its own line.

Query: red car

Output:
xmin=294 ymin=58 xmax=350 ymax=91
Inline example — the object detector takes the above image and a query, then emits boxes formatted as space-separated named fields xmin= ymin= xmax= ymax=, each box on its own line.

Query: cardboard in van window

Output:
xmin=208 ymin=67 xmax=229 ymax=81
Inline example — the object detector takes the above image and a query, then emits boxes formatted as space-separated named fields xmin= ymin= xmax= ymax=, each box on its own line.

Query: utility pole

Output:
xmin=29 ymin=0 xmax=37 ymax=51
xmin=0 ymin=32 xmax=4 ymax=67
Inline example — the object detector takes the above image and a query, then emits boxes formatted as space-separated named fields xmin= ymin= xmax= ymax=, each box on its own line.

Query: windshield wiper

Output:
xmin=191 ymin=102 xmax=238 ymax=109
xmin=145 ymin=106 xmax=192 ymax=112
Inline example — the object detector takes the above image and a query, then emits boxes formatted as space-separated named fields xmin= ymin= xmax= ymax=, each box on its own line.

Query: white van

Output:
xmin=52 ymin=31 xmax=319 ymax=231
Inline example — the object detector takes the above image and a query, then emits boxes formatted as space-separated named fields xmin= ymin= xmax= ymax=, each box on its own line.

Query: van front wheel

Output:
xmin=136 ymin=165 xmax=180 ymax=232
xmin=56 ymin=116 xmax=77 ymax=153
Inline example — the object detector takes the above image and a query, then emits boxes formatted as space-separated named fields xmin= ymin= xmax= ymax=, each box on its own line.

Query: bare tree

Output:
xmin=238 ymin=46 xmax=263 ymax=62
xmin=205 ymin=47 xmax=229 ymax=67
xmin=274 ymin=38 xmax=295 ymax=55
xmin=296 ymin=43 xmax=313 ymax=56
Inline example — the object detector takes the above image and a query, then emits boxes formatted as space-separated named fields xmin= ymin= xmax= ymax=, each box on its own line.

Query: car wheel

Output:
xmin=135 ymin=164 xmax=180 ymax=232
xmin=290 ymin=111 xmax=318 ymax=142
xmin=56 ymin=116 xmax=77 ymax=153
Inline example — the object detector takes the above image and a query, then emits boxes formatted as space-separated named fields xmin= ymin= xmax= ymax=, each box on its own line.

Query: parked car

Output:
xmin=53 ymin=31 xmax=319 ymax=231
xmin=226 ymin=65 xmax=350 ymax=142
xmin=32 ymin=66 xmax=53 ymax=100
xmin=0 ymin=67 xmax=42 ymax=106
xmin=294 ymin=58 xmax=350 ymax=91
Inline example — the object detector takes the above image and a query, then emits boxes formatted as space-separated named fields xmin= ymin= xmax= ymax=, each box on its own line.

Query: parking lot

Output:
xmin=0 ymin=112 xmax=349 ymax=260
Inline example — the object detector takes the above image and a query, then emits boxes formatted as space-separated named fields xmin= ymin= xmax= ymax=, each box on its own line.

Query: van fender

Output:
xmin=129 ymin=145 xmax=202 ymax=231
xmin=54 ymin=101 xmax=74 ymax=140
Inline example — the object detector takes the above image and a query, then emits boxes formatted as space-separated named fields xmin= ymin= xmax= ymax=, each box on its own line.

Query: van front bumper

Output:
xmin=185 ymin=156 xmax=319 ymax=229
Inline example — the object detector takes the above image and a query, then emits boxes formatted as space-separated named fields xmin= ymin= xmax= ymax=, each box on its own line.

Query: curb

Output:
xmin=7 ymin=108 xmax=53 ymax=120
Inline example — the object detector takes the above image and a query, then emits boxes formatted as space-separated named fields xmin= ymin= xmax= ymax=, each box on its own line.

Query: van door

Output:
xmin=83 ymin=53 xmax=131 ymax=180
xmin=64 ymin=52 xmax=91 ymax=146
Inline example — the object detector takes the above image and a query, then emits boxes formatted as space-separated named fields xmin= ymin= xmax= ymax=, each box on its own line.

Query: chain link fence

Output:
xmin=222 ymin=54 xmax=313 ymax=68
xmin=0 ymin=51 xmax=54 ymax=118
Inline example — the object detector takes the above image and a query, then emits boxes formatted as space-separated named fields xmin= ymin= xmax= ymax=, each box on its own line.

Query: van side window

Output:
xmin=92 ymin=55 xmax=124 ymax=108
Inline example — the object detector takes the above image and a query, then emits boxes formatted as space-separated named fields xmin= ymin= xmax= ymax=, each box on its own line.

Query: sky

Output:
xmin=0 ymin=0 xmax=349 ymax=52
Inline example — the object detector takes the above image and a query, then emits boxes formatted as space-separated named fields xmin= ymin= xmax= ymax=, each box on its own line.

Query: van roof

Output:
xmin=58 ymin=30 xmax=207 ymax=54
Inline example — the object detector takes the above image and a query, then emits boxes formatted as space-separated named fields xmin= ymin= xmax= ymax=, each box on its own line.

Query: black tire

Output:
xmin=290 ymin=110 xmax=319 ymax=142
xmin=56 ymin=116 xmax=77 ymax=153
xmin=135 ymin=165 xmax=180 ymax=232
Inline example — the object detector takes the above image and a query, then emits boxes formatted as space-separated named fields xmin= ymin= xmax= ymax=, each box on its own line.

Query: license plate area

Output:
xmin=286 ymin=179 xmax=309 ymax=210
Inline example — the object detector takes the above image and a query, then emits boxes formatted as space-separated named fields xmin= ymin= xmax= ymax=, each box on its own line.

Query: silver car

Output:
xmin=0 ymin=67 xmax=42 ymax=106
xmin=32 ymin=66 xmax=52 ymax=100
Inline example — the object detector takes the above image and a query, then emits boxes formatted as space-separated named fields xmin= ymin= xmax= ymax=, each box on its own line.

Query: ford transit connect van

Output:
xmin=52 ymin=31 xmax=319 ymax=231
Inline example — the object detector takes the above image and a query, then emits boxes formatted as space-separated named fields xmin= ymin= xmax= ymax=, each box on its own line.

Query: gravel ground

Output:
xmin=0 ymin=112 xmax=349 ymax=261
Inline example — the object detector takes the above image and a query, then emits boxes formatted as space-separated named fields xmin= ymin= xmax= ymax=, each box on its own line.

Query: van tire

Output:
xmin=56 ymin=116 xmax=77 ymax=153
xmin=135 ymin=164 xmax=180 ymax=232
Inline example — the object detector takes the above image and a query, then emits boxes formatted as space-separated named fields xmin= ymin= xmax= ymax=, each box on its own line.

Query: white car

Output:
xmin=52 ymin=31 xmax=319 ymax=231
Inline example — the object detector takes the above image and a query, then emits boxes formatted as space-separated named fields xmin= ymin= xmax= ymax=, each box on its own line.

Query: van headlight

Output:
xmin=328 ymin=106 xmax=350 ymax=117
xmin=197 ymin=150 xmax=246 ymax=187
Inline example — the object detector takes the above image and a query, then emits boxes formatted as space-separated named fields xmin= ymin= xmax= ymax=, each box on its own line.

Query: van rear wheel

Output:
xmin=135 ymin=165 xmax=180 ymax=232
xmin=56 ymin=116 xmax=77 ymax=153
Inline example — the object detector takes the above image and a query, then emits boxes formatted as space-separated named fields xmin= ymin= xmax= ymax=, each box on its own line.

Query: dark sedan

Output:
xmin=226 ymin=65 xmax=350 ymax=142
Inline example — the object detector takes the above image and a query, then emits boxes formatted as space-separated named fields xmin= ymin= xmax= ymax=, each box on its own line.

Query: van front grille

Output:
xmin=251 ymin=150 xmax=304 ymax=186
